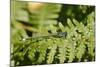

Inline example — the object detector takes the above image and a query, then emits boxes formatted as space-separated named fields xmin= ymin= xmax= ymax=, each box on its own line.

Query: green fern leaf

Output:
xmin=66 ymin=39 xmax=75 ymax=63
xmin=75 ymin=40 xmax=86 ymax=61
xmin=58 ymin=39 xmax=67 ymax=63
xmin=47 ymin=44 xmax=57 ymax=64
xmin=36 ymin=40 xmax=48 ymax=64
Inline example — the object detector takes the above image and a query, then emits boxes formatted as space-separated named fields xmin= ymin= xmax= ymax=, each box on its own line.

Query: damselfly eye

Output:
xmin=57 ymin=32 xmax=67 ymax=38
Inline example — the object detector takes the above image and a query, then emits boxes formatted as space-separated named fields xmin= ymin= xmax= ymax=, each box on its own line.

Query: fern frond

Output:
xmin=47 ymin=44 xmax=57 ymax=64
xmin=75 ymin=41 xmax=86 ymax=61
xmin=57 ymin=39 xmax=67 ymax=63
xmin=36 ymin=40 xmax=48 ymax=64
xmin=29 ymin=4 xmax=61 ymax=28
xmin=66 ymin=39 xmax=75 ymax=63
xmin=86 ymin=12 xmax=95 ymax=60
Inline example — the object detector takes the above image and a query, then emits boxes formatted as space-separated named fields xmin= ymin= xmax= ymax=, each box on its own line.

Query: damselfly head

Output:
xmin=57 ymin=32 xmax=67 ymax=38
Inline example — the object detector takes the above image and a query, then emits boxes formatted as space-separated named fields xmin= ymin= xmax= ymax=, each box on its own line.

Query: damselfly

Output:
xmin=22 ymin=32 xmax=67 ymax=41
